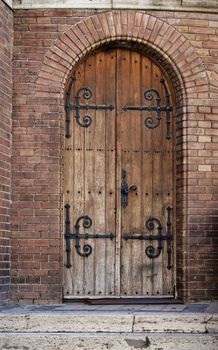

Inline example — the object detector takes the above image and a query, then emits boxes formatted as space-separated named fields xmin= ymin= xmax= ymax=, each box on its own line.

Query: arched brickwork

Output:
xmin=35 ymin=11 xmax=209 ymax=302
xmin=36 ymin=11 xmax=208 ymax=97
xmin=12 ymin=10 xmax=213 ymax=303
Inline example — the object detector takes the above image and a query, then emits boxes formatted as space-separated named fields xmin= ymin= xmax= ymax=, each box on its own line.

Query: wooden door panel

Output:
xmin=151 ymin=65 xmax=165 ymax=296
xmin=94 ymin=51 xmax=107 ymax=295
xmin=83 ymin=54 xmax=95 ymax=295
xmin=64 ymin=50 xmax=117 ymax=297
xmin=64 ymin=48 xmax=174 ymax=298
xmin=104 ymin=51 xmax=117 ymax=295
xmin=129 ymin=51 xmax=143 ymax=297
xmin=65 ymin=62 xmax=86 ymax=296
xmin=120 ymin=50 xmax=144 ymax=296
xmin=119 ymin=51 xmax=174 ymax=297
xmin=141 ymin=56 xmax=153 ymax=296
xmin=119 ymin=49 xmax=132 ymax=296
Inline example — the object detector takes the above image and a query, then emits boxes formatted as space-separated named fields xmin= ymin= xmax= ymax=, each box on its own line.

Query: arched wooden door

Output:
xmin=64 ymin=48 xmax=175 ymax=299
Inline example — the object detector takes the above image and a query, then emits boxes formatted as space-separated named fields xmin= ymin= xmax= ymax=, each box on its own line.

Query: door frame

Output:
xmin=62 ymin=45 xmax=177 ymax=300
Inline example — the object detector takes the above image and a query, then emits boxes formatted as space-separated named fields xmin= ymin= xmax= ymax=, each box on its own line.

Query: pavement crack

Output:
xmin=132 ymin=315 xmax=136 ymax=333
xmin=204 ymin=315 xmax=213 ymax=334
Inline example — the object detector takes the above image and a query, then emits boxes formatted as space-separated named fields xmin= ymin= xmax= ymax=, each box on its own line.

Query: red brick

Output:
xmin=8 ymin=8 xmax=218 ymax=305
xmin=0 ymin=0 xmax=12 ymax=303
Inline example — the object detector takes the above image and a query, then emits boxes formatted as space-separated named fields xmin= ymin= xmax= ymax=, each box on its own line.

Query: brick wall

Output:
xmin=150 ymin=10 xmax=218 ymax=301
xmin=12 ymin=8 xmax=218 ymax=303
xmin=0 ymin=0 xmax=13 ymax=303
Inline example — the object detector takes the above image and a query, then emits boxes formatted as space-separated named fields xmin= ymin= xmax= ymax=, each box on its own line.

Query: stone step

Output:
xmin=1 ymin=303 xmax=218 ymax=349
xmin=0 ymin=312 xmax=218 ymax=334
xmin=0 ymin=332 xmax=218 ymax=350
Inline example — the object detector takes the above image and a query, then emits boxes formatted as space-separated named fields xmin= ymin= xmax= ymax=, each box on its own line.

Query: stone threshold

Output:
xmin=0 ymin=302 xmax=217 ymax=334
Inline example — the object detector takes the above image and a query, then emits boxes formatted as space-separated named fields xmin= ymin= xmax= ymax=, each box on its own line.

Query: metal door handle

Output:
xmin=121 ymin=169 xmax=137 ymax=208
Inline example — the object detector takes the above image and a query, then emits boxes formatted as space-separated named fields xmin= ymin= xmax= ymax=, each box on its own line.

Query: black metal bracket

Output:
xmin=121 ymin=169 xmax=128 ymax=208
xmin=65 ymin=204 xmax=115 ymax=267
xmin=65 ymin=76 xmax=114 ymax=137
xmin=122 ymin=79 xmax=172 ymax=139
xmin=121 ymin=169 xmax=137 ymax=208
xmin=123 ymin=207 xmax=173 ymax=270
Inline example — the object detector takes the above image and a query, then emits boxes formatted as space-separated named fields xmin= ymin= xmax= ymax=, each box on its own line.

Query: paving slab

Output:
xmin=183 ymin=303 xmax=210 ymax=313
xmin=206 ymin=314 xmax=218 ymax=334
xmin=0 ymin=303 xmax=218 ymax=334
xmin=0 ymin=303 xmax=217 ymax=332
xmin=0 ymin=313 xmax=133 ymax=333
xmin=0 ymin=332 xmax=217 ymax=350
xmin=0 ymin=303 xmax=217 ymax=350
xmin=133 ymin=313 xmax=212 ymax=333
xmin=1 ymin=302 xmax=215 ymax=314
xmin=206 ymin=302 xmax=218 ymax=314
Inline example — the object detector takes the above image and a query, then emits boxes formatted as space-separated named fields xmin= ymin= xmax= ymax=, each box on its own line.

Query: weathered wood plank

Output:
xmin=115 ymin=49 xmax=122 ymax=296
xmin=120 ymin=49 xmax=132 ymax=296
xmin=141 ymin=55 xmax=153 ymax=296
xmin=130 ymin=51 xmax=143 ymax=297
xmin=83 ymin=54 xmax=96 ymax=296
xmin=151 ymin=62 xmax=164 ymax=296
xmin=162 ymin=77 xmax=174 ymax=295
xmin=94 ymin=51 xmax=107 ymax=296
xmin=105 ymin=49 xmax=117 ymax=296
xmin=72 ymin=62 xmax=86 ymax=296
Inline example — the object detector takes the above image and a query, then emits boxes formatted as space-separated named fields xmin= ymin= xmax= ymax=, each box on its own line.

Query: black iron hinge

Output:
xmin=65 ymin=76 xmax=114 ymax=137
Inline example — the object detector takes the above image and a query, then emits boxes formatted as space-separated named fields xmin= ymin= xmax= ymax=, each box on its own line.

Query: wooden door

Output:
xmin=64 ymin=48 xmax=175 ymax=298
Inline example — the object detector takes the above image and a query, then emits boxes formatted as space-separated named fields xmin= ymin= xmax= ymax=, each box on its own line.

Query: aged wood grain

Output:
xmin=84 ymin=54 xmax=96 ymax=296
xmin=64 ymin=48 xmax=175 ymax=298
xmin=141 ymin=56 xmax=153 ymax=296
xmin=120 ymin=49 xmax=132 ymax=296
xmin=105 ymin=50 xmax=116 ymax=296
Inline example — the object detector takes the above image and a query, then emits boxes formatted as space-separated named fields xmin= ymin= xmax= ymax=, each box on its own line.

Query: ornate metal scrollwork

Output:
xmin=145 ymin=217 xmax=163 ymax=259
xmin=65 ymin=76 xmax=114 ymax=137
xmin=74 ymin=215 xmax=93 ymax=258
xmin=122 ymin=79 xmax=172 ymax=139
xmin=123 ymin=207 xmax=173 ymax=270
xmin=144 ymin=89 xmax=161 ymax=130
xmin=65 ymin=204 xmax=115 ymax=266
xmin=74 ymin=87 xmax=93 ymax=128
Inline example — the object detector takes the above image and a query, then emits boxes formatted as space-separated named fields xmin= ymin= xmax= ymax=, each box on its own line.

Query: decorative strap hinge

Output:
xmin=122 ymin=79 xmax=172 ymax=139
xmin=123 ymin=207 xmax=173 ymax=270
xmin=65 ymin=76 xmax=114 ymax=137
xmin=65 ymin=204 xmax=115 ymax=267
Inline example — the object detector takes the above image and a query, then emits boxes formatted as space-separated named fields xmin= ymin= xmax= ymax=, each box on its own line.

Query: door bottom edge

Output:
xmin=63 ymin=295 xmax=181 ymax=304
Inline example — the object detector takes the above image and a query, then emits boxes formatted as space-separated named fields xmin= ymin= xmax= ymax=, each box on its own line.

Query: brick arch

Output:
xmin=35 ymin=10 xmax=208 ymax=100
xmin=34 ymin=11 xmax=209 ymax=302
